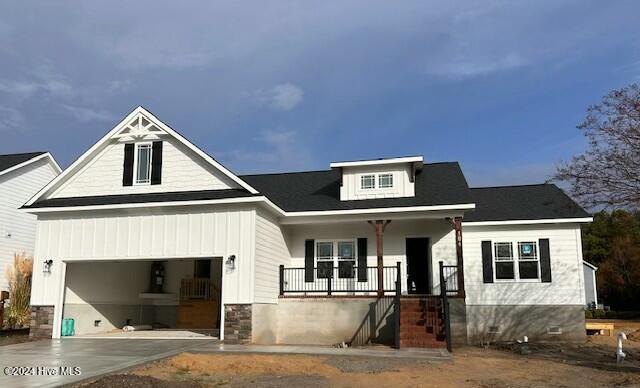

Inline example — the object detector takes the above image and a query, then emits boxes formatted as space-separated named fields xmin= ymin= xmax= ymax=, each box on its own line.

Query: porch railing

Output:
xmin=441 ymin=264 xmax=460 ymax=296
xmin=180 ymin=277 xmax=218 ymax=301
xmin=279 ymin=265 xmax=398 ymax=296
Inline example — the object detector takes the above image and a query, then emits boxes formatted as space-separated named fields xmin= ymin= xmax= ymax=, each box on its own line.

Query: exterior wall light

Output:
xmin=225 ymin=255 xmax=236 ymax=271
xmin=43 ymin=259 xmax=53 ymax=274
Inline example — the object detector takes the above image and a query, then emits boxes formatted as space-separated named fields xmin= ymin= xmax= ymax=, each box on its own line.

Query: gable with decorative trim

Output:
xmin=29 ymin=107 xmax=258 ymax=203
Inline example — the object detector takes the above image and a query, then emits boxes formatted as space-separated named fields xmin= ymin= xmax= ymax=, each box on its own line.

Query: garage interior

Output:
xmin=62 ymin=258 xmax=222 ymax=338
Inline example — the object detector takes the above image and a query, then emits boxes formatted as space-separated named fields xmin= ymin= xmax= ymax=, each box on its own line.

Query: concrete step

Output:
xmin=400 ymin=339 xmax=447 ymax=348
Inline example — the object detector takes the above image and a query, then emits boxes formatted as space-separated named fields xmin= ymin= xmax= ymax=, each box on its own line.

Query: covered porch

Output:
xmin=277 ymin=214 xmax=466 ymax=298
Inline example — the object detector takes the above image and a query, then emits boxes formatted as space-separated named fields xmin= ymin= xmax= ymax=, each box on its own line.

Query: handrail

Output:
xmin=439 ymin=261 xmax=453 ymax=352
xmin=180 ymin=277 xmax=218 ymax=301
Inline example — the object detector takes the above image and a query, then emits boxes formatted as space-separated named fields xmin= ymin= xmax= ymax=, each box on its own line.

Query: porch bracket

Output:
xmin=368 ymin=220 xmax=391 ymax=296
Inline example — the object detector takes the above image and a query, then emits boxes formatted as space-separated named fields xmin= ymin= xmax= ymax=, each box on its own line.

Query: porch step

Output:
xmin=399 ymin=297 xmax=446 ymax=349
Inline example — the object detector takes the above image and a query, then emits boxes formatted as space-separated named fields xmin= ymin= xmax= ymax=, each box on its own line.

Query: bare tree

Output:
xmin=555 ymin=83 xmax=640 ymax=209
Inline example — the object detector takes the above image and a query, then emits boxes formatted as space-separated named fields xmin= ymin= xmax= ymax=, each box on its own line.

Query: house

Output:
xmin=24 ymin=107 xmax=592 ymax=346
xmin=583 ymin=261 xmax=598 ymax=309
xmin=0 ymin=152 xmax=60 ymax=292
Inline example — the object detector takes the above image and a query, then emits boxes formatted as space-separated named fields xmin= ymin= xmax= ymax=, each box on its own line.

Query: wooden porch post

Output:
xmin=369 ymin=220 xmax=391 ymax=296
xmin=451 ymin=217 xmax=465 ymax=297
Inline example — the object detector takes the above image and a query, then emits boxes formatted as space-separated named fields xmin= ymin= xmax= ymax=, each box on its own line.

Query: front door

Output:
xmin=406 ymin=238 xmax=431 ymax=294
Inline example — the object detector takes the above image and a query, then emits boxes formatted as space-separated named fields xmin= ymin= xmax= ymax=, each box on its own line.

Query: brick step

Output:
xmin=400 ymin=311 xmax=424 ymax=318
xmin=400 ymin=305 xmax=426 ymax=312
xmin=399 ymin=328 xmax=437 ymax=337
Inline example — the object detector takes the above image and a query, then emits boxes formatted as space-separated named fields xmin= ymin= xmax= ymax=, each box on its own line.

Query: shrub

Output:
xmin=585 ymin=309 xmax=640 ymax=320
xmin=5 ymin=253 xmax=33 ymax=328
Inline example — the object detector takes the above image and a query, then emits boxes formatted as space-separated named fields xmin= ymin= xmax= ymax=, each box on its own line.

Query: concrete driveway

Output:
xmin=0 ymin=338 xmax=211 ymax=388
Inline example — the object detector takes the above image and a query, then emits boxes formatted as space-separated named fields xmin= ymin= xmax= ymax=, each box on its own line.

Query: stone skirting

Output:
xmin=224 ymin=304 xmax=252 ymax=344
xmin=30 ymin=305 xmax=54 ymax=338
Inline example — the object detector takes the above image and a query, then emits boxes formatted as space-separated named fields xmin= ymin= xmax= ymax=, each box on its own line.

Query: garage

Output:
xmin=61 ymin=257 xmax=223 ymax=338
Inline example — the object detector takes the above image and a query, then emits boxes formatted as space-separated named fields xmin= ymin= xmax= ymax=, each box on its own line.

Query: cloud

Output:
xmin=428 ymin=53 xmax=528 ymax=79
xmin=61 ymin=104 xmax=117 ymax=123
xmin=0 ymin=106 xmax=25 ymax=132
xmin=218 ymin=128 xmax=314 ymax=173
xmin=252 ymin=83 xmax=304 ymax=111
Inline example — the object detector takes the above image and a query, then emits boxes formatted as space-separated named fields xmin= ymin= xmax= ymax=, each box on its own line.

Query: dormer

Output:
xmin=330 ymin=156 xmax=423 ymax=201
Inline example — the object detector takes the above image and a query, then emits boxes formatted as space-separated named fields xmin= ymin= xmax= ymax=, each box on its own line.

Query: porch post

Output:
xmin=369 ymin=220 xmax=391 ymax=296
xmin=452 ymin=217 xmax=465 ymax=297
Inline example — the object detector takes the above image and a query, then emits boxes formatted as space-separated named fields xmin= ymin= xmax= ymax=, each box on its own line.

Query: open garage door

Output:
xmin=61 ymin=258 xmax=222 ymax=338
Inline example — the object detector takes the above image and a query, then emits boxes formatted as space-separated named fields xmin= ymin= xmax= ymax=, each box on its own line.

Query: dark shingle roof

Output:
xmin=464 ymin=184 xmax=590 ymax=222
xmin=240 ymin=162 xmax=473 ymax=212
xmin=24 ymin=189 xmax=256 ymax=208
xmin=0 ymin=152 xmax=46 ymax=173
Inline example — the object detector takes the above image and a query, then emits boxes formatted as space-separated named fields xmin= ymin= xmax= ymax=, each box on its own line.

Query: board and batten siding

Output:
xmin=30 ymin=205 xmax=256 ymax=307
xmin=49 ymin=137 xmax=239 ymax=198
xmin=0 ymin=158 xmax=58 ymax=291
xmin=462 ymin=223 xmax=586 ymax=306
xmin=339 ymin=164 xmax=415 ymax=200
xmin=254 ymin=210 xmax=291 ymax=303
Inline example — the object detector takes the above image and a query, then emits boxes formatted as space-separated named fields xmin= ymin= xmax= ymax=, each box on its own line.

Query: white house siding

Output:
xmin=583 ymin=263 xmax=597 ymax=307
xmin=30 ymin=204 xmax=256 ymax=310
xmin=339 ymin=164 xmax=414 ymax=200
xmin=49 ymin=138 xmax=239 ymax=198
xmin=462 ymin=223 xmax=586 ymax=306
xmin=285 ymin=218 xmax=455 ymax=294
xmin=0 ymin=158 xmax=58 ymax=291
xmin=254 ymin=209 xmax=291 ymax=304
xmin=462 ymin=223 xmax=587 ymax=342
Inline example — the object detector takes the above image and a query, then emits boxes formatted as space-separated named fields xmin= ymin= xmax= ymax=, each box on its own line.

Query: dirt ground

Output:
xmin=0 ymin=331 xmax=34 ymax=347
xmin=78 ymin=322 xmax=640 ymax=388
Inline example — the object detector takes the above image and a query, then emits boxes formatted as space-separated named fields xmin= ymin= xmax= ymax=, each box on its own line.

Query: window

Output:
xmin=337 ymin=241 xmax=356 ymax=278
xmin=134 ymin=143 xmax=152 ymax=184
xmin=493 ymin=240 xmax=541 ymax=281
xmin=494 ymin=242 xmax=514 ymax=280
xmin=360 ymin=174 xmax=375 ymax=189
xmin=378 ymin=173 xmax=393 ymax=188
xmin=518 ymin=241 xmax=539 ymax=279
xmin=316 ymin=242 xmax=334 ymax=278
xmin=316 ymin=240 xmax=357 ymax=279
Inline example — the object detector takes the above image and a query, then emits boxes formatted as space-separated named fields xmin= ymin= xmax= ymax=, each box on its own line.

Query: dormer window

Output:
xmin=361 ymin=174 xmax=376 ymax=189
xmin=378 ymin=173 xmax=393 ymax=189
xmin=134 ymin=143 xmax=152 ymax=185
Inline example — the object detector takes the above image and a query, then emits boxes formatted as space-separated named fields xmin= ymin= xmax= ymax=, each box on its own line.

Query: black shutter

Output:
xmin=151 ymin=141 xmax=163 ymax=185
xmin=481 ymin=240 xmax=493 ymax=283
xmin=357 ymin=238 xmax=368 ymax=282
xmin=539 ymin=238 xmax=552 ymax=282
xmin=305 ymin=239 xmax=314 ymax=282
xmin=122 ymin=143 xmax=134 ymax=186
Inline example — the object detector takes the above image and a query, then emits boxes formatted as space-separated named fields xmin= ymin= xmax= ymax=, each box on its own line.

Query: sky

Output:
xmin=0 ymin=1 xmax=639 ymax=187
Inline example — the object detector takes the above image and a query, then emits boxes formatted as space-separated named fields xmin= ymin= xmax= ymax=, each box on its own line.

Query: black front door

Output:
xmin=406 ymin=238 xmax=430 ymax=294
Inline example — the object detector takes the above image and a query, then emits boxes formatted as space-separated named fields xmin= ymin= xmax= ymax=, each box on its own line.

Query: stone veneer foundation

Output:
xmin=224 ymin=304 xmax=252 ymax=344
xmin=30 ymin=305 xmax=54 ymax=338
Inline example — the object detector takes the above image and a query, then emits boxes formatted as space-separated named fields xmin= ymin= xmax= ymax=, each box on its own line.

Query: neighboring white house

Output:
xmin=583 ymin=260 xmax=598 ymax=308
xmin=0 ymin=152 xmax=60 ymax=292
xmin=24 ymin=107 xmax=592 ymax=346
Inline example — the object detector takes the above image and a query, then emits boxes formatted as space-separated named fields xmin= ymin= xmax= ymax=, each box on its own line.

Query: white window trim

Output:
xmin=359 ymin=172 xmax=395 ymax=190
xmin=492 ymin=240 xmax=541 ymax=283
xmin=133 ymin=142 xmax=153 ymax=185
xmin=360 ymin=174 xmax=376 ymax=190
xmin=378 ymin=173 xmax=394 ymax=189
xmin=315 ymin=239 xmax=358 ymax=267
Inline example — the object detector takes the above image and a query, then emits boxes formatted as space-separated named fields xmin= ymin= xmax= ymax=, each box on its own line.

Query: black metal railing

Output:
xmin=441 ymin=264 xmax=460 ymax=296
xmin=439 ymin=261 xmax=453 ymax=352
xmin=279 ymin=265 xmax=398 ymax=296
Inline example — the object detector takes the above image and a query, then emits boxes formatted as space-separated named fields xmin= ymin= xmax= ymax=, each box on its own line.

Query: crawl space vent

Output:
xmin=547 ymin=326 xmax=562 ymax=335
xmin=488 ymin=325 xmax=501 ymax=334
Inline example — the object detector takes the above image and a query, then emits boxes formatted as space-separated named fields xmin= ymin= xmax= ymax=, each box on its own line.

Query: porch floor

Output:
xmin=70 ymin=329 xmax=219 ymax=340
